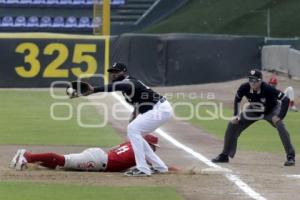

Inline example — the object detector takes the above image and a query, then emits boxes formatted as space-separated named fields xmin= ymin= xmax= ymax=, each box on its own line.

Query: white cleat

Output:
xmin=10 ymin=149 xmax=27 ymax=170
xmin=290 ymin=106 xmax=298 ymax=112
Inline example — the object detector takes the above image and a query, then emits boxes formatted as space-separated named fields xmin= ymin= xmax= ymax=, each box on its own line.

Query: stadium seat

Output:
xmin=65 ymin=16 xmax=77 ymax=27
xmin=46 ymin=0 xmax=59 ymax=4
xmin=0 ymin=0 xmax=6 ymax=4
xmin=1 ymin=16 xmax=14 ymax=27
xmin=14 ymin=16 xmax=26 ymax=27
xmin=72 ymin=0 xmax=85 ymax=5
xmin=59 ymin=0 xmax=72 ymax=5
xmin=6 ymin=0 xmax=19 ymax=4
xmin=78 ymin=16 xmax=90 ymax=28
xmin=92 ymin=16 xmax=101 ymax=28
xmin=19 ymin=0 xmax=32 ymax=4
xmin=52 ymin=16 xmax=64 ymax=27
xmin=27 ymin=16 xmax=39 ymax=27
xmin=32 ymin=0 xmax=46 ymax=4
xmin=40 ymin=16 xmax=52 ymax=27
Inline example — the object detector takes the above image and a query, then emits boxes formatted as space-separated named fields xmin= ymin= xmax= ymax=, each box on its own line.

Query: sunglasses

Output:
xmin=248 ymin=78 xmax=259 ymax=83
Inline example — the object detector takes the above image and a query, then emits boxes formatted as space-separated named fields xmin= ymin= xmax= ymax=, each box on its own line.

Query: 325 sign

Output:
xmin=15 ymin=42 xmax=98 ymax=78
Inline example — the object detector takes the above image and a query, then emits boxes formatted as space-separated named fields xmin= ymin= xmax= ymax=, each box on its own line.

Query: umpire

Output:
xmin=212 ymin=69 xmax=295 ymax=166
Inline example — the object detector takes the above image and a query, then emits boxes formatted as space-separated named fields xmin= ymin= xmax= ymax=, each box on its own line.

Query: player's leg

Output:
xmin=264 ymin=107 xmax=295 ymax=166
xmin=212 ymin=111 xmax=258 ymax=162
xmin=127 ymin=100 xmax=172 ymax=175
xmin=64 ymin=148 xmax=108 ymax=171
xmin=10 ymin=149 xmax=65 ymax=170
xmin=142 ymin=139 xmax=168 ymax=173
xmin=284 ymin=86 xmax=298 ymax=111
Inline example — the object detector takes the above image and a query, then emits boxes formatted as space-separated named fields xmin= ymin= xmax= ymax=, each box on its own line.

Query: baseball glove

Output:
xmin=66 ymin=81 xmax=94 ymax=98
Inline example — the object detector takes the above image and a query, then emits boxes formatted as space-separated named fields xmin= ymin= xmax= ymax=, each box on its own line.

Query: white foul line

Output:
xmin=112 ymin=92 xmax=266 ymax=200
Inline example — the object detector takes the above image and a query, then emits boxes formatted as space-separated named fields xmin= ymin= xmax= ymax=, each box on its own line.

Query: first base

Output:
xmin=201 ymin=167 xmax=232 ymax=175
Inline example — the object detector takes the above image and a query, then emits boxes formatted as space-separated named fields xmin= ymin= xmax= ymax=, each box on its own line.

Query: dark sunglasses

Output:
xmin=248 ymin=78 xmax=259 ymax=83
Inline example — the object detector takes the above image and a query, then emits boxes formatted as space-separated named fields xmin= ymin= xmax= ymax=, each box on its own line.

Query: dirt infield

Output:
xmin=1 ymin=72 xmax=300 ymax=200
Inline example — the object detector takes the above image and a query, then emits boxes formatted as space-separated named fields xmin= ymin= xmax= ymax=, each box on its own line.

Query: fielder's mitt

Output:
xmin=66 ymin=81 xmax=94 ymax=98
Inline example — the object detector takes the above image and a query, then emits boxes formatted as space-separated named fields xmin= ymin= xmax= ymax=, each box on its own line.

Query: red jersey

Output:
xmin=105 ymin=142 xmax=136 ymax=172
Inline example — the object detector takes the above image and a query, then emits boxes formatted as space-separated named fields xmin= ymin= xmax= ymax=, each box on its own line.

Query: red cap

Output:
xmin=268 ymin=76 xmax=278 ymax=85
xmin=144 ymin=134 xmax=160 ymax=147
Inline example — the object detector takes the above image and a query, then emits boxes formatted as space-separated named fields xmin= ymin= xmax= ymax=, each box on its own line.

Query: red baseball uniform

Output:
xmin=105 ymin=142 xmax=136 ymax=172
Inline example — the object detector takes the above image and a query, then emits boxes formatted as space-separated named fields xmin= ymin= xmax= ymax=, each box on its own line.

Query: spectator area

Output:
xmin=0 ymin=0 xmax=157 ymax=34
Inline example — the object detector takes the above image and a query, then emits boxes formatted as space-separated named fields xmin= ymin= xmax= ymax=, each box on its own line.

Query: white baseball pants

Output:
xmin=127 ymin=100 xmax=173 ymax=175
xmin=64 ymin=148 xmax=108 ymax=171
xmin=284 ymin=86 xmax=295 ymax=101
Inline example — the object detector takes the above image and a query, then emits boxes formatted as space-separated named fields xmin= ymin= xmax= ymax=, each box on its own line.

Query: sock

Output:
xmin=24 ymin=152 xmax=65 ymax=169
xmin=290 ymin=101 xmax=294 ymax=107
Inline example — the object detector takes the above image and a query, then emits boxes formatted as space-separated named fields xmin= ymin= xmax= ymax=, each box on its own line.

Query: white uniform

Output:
xmin=284 ymin=86 xmax=295 ymax=101
xmin=128 ymin=100 xmax=173 ymax=175
xmin=64 ymin=148 xmax=108 ymax=171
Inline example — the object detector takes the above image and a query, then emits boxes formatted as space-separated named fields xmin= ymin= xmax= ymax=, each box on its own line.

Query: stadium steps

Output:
xmin=113 ymin=0 xmax=157 ymax=23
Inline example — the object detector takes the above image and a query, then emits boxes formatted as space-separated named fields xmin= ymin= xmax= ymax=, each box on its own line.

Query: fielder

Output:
xmin=66 ymin=62 xmax=173 ymax=176
xmin=268 ymin=75 xmax=298 ymax=112
xmin=212 ymin=69 xmax=296 ymax=166
xmin=10 ymin=134 xmax=175 ymax=174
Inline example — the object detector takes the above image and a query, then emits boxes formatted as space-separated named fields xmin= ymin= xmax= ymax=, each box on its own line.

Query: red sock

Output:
xmin=24 ymin=152 xmax=65 ymax=169
xmin=290 ymin=101 xmax=294 ymax=107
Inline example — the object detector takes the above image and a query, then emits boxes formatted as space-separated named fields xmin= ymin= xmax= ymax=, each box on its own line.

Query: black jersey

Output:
xmin=94 ymin=76 xmax=163 ymax=114
xmin=233 ymin=82 xmax=290 ymax=119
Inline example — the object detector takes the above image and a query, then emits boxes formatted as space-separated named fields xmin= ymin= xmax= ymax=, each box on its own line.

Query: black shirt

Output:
xmin=93 ymin=76 xmax=163 ymax=114
xmin=233 ymin=82 xmax=290 ymax=119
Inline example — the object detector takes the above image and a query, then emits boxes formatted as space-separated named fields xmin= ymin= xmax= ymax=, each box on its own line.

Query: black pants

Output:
xmin=222 ymin=105 xmax=295 ymax=159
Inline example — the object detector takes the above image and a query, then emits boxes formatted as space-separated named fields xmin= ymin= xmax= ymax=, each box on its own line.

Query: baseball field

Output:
xmin=0 ymin=72 xmax=299 ymax=200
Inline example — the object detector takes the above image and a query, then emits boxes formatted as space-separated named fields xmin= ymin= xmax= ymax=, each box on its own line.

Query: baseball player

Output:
xmin=268 ymin=75 xmax=298 ymax=112
xmin=10 ymin=134 xmax=171 ymax=174
xmin=212 ymin=69 xmax=296 ymax=166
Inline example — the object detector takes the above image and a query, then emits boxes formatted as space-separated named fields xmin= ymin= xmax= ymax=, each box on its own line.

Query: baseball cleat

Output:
xmin=10 ymin=149 xmax=28 ymax=170
xmin=211 ymin=154 xmax=229 ymax=163
xmin=124 ymin=168 xmax=150 ymax=177
xmin=284 ymin=158 xmax=295 ymax=166
xmin=9 ymin=149 xmax=22 ymax=169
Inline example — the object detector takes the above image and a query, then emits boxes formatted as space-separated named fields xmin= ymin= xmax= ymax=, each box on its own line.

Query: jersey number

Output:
xmin=115 ymin=145 xmax=130 ymax=155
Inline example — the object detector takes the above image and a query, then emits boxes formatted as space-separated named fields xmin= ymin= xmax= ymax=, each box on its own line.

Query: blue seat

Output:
xmin=92 ymin=16 xmax=101 ymax=28
xmin=78 ymin=16 xmax=90 ymax=28
xmin=14 ymin=16 xmax=27 ymax=27
xmin=65 ymin=16 xmax=77 ymax=27
xmin=1 ymin=16 xmax=14 ymax=27
xmin=46 ymin=0 xmax=59 ymax=4
xmin=32 ymin=0 xmax=45 ymax=4
xmin=40 ymin=16 xmax=52 ymax=27
xmin=6 ymin=0 xmax=19 ymax=4
xmin=27 ymin=16 xmax=39 ymax=27
xmin=52 ymin=16 xmax=64 ymax=27
xmin=72 ymin=0 xmax=85 ymax=5
xmin=59 ymin=0 xmax=71 ymax=5
xmin=85 ymin=0 xmax=92 ymax=5
xmin=0 ymin=0 xmax=6 ymax=4
xmin=19 ymin=0 xmax=32 ymax=4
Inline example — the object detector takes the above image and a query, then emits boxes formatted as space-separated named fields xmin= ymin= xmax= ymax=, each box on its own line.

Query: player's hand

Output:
xmin=231 ymin=116 xmax=239 ymax=124
xmin=272 ymin=116 xmax=281 ymax=126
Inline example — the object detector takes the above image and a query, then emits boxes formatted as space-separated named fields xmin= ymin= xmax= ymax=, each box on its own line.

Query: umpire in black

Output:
xmin=212 ymin=69 xmax=295 ymax=166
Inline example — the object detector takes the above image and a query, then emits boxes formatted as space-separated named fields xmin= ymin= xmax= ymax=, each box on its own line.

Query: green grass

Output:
xmin=144 ymin=0 xmax=300 ymax=37
xmin=0 ymin=181 xmax=182 ymax=200
xmin=172 ymin=98 xmax=300 ymax=153
xmin=0 ymin=90 xmax=122 ymax=146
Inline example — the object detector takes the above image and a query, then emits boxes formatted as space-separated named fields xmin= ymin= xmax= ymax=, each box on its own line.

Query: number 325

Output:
xmin=15 ymin=42 xmax=97 ymax=78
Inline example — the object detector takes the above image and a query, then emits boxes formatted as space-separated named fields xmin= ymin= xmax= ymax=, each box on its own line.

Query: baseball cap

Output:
xmin=144 ymin=134 xmax=160 ymax=147
xmin=248 ymin=69 xmax=262 ymax=80
xmin=107 ymin=62 xmax=127 ymax=73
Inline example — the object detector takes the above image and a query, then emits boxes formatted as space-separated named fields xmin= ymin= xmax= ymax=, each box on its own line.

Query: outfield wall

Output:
xmin=0 ymin=33 xmax=263 ymax=87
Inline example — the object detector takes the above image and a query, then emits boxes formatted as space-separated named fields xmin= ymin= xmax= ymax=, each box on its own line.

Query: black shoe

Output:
xmin=212 ymin=154 xmax=229 ymax=163
xmin=284 ymin=158 xmax=295 ymax=166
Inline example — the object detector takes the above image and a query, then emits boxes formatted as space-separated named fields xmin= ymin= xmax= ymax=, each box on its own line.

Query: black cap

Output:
xmin=248 ymin=69 xmax=262 ymax=80
xmin=107 ymin=62 xmax=127 ymax=73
